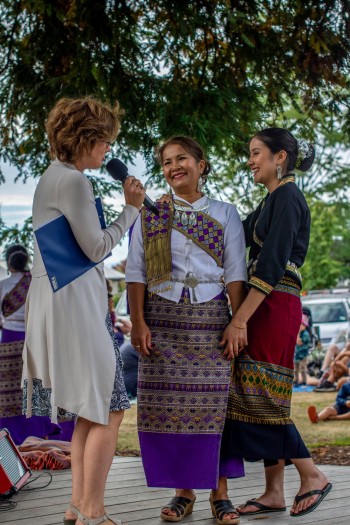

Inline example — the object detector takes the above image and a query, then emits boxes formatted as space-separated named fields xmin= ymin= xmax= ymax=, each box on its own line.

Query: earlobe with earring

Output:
xmin=276 ymin=165 xmax=282 ymax=180
xmin=197 ymin=176 xmax=204 ymax=192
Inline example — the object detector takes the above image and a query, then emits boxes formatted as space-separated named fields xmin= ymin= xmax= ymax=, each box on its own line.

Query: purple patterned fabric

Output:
xmin=138 ymin=292 xmax=244 ymax=488
xmin=0 ymin=332 xmax=75 ymax=445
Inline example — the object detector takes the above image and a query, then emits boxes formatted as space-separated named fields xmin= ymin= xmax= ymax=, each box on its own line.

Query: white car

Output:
xmin=301 ymin=293 xmax=350 ymax=349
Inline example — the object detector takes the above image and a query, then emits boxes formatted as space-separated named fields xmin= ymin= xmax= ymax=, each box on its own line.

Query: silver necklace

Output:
xmin=173 ymin=198 xmax=211 ymax=226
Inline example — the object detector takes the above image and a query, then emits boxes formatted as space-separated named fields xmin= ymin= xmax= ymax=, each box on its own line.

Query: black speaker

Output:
xmin=0 ymin=428 xmax=31 ymax=499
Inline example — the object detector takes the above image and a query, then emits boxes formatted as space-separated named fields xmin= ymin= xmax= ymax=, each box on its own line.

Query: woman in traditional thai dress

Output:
xmin=0 ymin=244 xmax=74 ymax=443
xmin=22 ymin=96 xmax=145 ymax=525
xmin=0 ymin=245 xmax=31 ymax=343
xmin=221 ymin=128 xmax=332 ymax=518
xmin=126 ymin=136 xmax=247 ymax=524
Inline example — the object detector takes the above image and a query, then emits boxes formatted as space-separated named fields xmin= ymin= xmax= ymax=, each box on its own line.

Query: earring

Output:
xmin=276 ymin=165 xmax=282 ymax=180
xmin=197 ymin=176 xmax=204 ymax=192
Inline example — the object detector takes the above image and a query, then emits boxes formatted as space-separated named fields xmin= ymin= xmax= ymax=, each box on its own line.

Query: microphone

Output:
xmin=106 ymin=158 xmax=159 ymax=215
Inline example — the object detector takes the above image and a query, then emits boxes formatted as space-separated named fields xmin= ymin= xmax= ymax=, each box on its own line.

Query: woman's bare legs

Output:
xmin=237 ymin=461 xmax=286 ymax=514
xmin=64 ymin=417 xmax=90 ymax=520
xmin=65 ymin=410 xmax=124 ymax=525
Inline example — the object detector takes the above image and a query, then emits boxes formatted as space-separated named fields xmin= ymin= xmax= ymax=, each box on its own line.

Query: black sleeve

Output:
xmin=249 ymin=187 xmax=302 ymax=295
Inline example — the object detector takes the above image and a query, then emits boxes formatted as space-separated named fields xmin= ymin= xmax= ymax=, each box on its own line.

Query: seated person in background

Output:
xmin=294 ymin=314 xmax=311 ymax=386
xmin=317 ymin=331 xmax=349 ymax=379
xmin=308 ymin=381 xmax=350 ymax=422
xmin=120 ymin=342 xmax=139 ymax=399
xmin=315 ymin=341 xmax=350 ymax=392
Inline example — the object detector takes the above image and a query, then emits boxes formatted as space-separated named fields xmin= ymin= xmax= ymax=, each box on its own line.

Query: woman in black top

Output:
xmin=221 ymin=128 xmax=332 ymax=517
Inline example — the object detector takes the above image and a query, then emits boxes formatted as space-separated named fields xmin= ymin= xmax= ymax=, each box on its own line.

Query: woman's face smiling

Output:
xmin=161 ymin=144 xmax=205 ymax=200
xmin=247 ymin=137 xmax=284 ymax=192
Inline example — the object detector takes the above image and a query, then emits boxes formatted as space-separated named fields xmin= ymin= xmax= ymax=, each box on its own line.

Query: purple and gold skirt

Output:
xmin=137 ymin=291 xmax=244 ymax=489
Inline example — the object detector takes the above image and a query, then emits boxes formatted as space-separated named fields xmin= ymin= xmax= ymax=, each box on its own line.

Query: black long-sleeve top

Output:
xmin=242 ymin=177 xmax=310 ymax=295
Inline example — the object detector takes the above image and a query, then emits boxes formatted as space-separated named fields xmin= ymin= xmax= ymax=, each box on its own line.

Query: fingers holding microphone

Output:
xmin=123 ymin=176 xmax=145 ymax=210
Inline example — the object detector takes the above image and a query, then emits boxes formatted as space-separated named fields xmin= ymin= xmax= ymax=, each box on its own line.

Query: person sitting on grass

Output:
xmin=308 ymin=381 xmax=350 ymax=423
xmin=314 ymin=343 xmax=350 ymax=392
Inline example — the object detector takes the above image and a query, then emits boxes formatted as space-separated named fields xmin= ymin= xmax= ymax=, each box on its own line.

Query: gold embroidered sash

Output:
xmin=141 ymin=201 xmax=224 ymax=290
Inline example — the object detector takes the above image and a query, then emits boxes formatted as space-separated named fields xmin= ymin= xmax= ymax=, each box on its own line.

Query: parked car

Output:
xmin=301 ymin=292 xmax=350 ymax=349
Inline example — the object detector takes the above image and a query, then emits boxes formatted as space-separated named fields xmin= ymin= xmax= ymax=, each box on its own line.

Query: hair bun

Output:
xmin=296 ymin=140 xmax=315 ymax=172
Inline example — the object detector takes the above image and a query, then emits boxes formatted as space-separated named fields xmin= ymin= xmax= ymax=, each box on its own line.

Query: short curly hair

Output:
xmin=46 ymin=96 xmax=124 ymax=163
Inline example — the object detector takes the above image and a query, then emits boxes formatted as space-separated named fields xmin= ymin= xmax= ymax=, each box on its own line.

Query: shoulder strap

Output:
xmin=1 ymin=273 xmax=32 ymax=317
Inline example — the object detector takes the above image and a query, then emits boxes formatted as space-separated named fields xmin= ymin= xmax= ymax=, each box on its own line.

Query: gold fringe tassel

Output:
xmin=142 ymin=205 xmax=173 ymax=289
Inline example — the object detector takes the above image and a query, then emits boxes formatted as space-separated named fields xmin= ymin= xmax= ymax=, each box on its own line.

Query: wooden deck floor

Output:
xmin=0 ymin=458 xmax=349 ymax=525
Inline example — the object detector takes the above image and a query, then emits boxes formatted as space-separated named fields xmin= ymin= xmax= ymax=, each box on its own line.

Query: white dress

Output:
xmin=22 ymin=160 xmax=139 ymax=425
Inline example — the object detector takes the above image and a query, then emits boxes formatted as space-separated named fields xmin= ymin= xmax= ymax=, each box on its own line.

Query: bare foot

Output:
xmin=210 ymin=490 xmax=240 ymax=522
xmin=237 ymin=493 xmax=286 ymax=515
xmin=290 ymin=473 xmax=331 ymax=515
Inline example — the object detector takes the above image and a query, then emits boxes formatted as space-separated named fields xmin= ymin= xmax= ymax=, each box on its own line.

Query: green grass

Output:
xmin=117 ymin=392 xmax=350 ymax=454
xmin=291 ymin=391 xmax=350 ymax=448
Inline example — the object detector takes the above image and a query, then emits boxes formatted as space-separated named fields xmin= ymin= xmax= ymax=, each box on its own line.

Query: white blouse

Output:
xmin=126 ymin=195 xmax=247 ymax=303
xmin=0 ymin=272 xmax=27 ymax=332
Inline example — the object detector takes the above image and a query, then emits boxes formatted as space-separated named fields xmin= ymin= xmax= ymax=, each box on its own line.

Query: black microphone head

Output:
xmin=106 ymin=158 xmax=129 ymax=182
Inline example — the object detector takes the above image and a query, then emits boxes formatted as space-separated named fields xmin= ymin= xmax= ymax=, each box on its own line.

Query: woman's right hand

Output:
xmin=131 ymin=319 xmax=153 ymax=356
xmin=123 ymin=176 xmax=145 ymax=210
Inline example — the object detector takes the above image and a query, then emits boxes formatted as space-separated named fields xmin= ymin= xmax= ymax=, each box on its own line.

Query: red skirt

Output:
xmin=221 ymin=290 xmax=310 ymax=462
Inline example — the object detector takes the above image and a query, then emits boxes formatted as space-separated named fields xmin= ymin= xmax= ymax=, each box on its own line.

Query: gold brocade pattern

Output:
xmin=274 ymin=275 xmax=301 ymax=297
xmin=227 ymin=355 xmax=294 ymax=425
xmin=249 ymin=276 xmax=273 ymax=295
xmin=137 ymin=293 xmax=232 ymax=434
xmin=278 ymin=175 xmax=295 ymax=186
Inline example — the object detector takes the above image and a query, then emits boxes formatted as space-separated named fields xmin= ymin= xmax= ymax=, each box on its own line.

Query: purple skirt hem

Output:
xmin=139 ymin=431 xmax=244 ymax=489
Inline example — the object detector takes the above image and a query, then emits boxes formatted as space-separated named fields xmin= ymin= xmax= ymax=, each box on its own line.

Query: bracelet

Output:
xmin=232 ymin=322 xmax=247 ymax=329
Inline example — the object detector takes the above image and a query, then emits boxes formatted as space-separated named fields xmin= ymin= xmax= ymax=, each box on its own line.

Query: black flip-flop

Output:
xmin=290 ymin=482 xmax=332 ymax=517
xmin=237 ymin=499 xmax=287 ymax=516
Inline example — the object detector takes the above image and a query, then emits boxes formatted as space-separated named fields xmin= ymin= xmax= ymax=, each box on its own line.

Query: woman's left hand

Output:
xmin=219 ymin=320 xmax=248 ymax=359
xmin=157 ymin=193 xmax=171 ymax=204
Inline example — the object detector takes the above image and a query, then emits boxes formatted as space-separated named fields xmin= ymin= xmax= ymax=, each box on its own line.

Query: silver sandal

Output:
xmin=77 ymin=510 xmax=123 ymax=525
xmin=63 ymin=503 xmax=79 ymax=524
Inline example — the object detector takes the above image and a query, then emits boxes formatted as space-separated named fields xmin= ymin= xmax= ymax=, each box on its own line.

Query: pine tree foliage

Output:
xmin=0 ymin=0 xmax=349 ymax=182
xmin=1 ymin=1 xmax=350 ymax=284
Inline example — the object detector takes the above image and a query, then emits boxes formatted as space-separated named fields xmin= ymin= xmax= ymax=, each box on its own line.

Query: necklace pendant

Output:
xmin=181 ymin=211 xmax=189 ymax=225
xmin=174 ymin=210 xmax=180 ymax=222
xmin=189 ymin=212 xmax=196 ymax=225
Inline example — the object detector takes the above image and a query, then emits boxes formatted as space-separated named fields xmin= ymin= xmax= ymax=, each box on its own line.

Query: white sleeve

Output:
xmin=223 ymin=205 xmax=247 ymax=284
xmin=125 ymin=214 xmax=147 ymax=284
xmin=58 ymin=171 xmax=139 ymax=263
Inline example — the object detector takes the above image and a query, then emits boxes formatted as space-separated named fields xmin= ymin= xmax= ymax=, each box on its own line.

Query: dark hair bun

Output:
xmin=5 ymin=243 xmax=28 ymax=264
xmin=8 ymin=251 xmax=29 ymax=272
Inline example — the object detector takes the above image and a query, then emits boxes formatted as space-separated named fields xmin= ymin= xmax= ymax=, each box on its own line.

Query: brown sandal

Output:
xmin=160 ymin=495 xmax=196 ymax=522
xmin=209 ymin=497 xmax=240 ymax=525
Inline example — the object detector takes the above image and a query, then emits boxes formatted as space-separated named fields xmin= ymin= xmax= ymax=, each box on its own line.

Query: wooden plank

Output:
xmin=0 ymin=460 xmax=348 ymax=525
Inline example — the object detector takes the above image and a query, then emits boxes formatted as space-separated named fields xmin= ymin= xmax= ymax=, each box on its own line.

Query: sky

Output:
xmin=0 ymin=155 xmax=158 ymax=267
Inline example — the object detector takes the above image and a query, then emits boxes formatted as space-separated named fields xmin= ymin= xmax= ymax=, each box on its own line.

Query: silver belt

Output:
xmin=171 ymin=272 xmax=223 ymax=302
